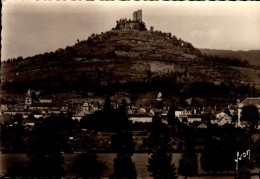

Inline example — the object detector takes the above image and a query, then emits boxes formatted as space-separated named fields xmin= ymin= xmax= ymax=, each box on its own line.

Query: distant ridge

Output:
xmin=199 ymin=48 xmax=260 ymax=66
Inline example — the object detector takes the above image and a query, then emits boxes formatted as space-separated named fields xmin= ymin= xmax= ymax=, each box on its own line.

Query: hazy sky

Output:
xmin=2 ymin=1 xmax=260 ymax=61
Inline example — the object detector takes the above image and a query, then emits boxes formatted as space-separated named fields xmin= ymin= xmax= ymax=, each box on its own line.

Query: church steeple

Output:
xmin=25 ymin=89 xmax=32 ymax=108
xmin=26 ymin=88 xmax=31 ymax=97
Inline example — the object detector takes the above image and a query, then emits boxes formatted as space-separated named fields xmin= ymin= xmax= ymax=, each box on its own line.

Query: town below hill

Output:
xmin=1 ymin=88 xmax=260 ymax=178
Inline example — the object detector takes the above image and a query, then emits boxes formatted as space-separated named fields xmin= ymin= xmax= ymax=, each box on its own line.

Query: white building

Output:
xmin=128 ymin=114 xmax=153 ymax=123
xmin=187 ymin=115 xmax=201 ymax=123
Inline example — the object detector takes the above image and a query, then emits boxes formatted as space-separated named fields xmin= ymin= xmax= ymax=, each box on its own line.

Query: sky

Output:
xmin=2 ymin=1 xmax=260 ymax=61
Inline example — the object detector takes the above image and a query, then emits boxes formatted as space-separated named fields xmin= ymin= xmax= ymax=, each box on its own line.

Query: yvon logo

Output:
xmin=234 ymin=150 xmax=250 ymax=170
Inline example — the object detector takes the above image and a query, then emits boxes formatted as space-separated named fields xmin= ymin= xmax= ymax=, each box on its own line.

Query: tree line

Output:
xmin=203 ymin=54 xmax=249 ymax=67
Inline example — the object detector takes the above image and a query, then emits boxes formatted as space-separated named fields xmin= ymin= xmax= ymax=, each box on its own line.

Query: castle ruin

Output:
xmin=115 ymin=10 xmax=147 ymax=31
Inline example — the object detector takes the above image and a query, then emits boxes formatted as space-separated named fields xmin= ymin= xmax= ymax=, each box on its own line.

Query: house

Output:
xmin=217 ymin=116 xmax=232 ymax=126
xmin=23 ymin=118 xmax=41 ymax=128
xmin=1 ymin=105 xmax=8 ymax=112
xmin=29 ymin=102 xmax=68 ymax=114
xmin=187 ymin=115 xmax=201 ymax=123
xmin=128 ymin=113 xmax=153 ymax=123
xmin=191 ymin=121 xmax=207 ymax=128
xmin=82 ymin=102 xmax=90 ymax=111
xmin=72 ymin=110 xmax=92 ymax=121
xmin=85 ymin=97 xmax=105 ymax=110
xmin=213 ymin=111 xmax=232 ymax=125
xmin=3 ymin=111 xmax=31 ymax=118
xmin=110 ymin=95 xmax=131 ymax=108
xmin=0 ymin=114 xmax=11 ymax=122
xmin=241 ymin=121 xmax=250 ymax=128
xmin=215 ymin=112 xmax=226 ymax=119
xmin=175 ymin=109 xmax=187 ymax=119
xmin=32 ymin=110 xmax=44 ymax=119
xmin=217 ymin=117 xmax=227 ymax=126
xmin=238 ymin=98 xmax=260 ymax=108
xmin=138 ymin=107 xmax=147 ymax=114
xmin=157 ymin=92 xmax=162 ymax=101
xmin=24 ymin=123 xmax=35 ymax=128
xmin=197 ymin=123 xmax=207 ymax=129
xmin=39 ymin=99 xmax=52 ymax=103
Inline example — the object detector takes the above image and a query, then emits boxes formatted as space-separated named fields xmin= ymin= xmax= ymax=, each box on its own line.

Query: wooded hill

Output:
xmin=1 ymin=26 xmax=255 ymax=98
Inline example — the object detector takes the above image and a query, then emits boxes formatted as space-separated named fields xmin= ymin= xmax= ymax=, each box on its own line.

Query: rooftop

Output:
xmin=30 ymin=102 xmax=68 ymax=108
xmin=239 ymin=97 xmax=260 ymax=108
xmin=128 ymin=113 xmax=153 ymax=117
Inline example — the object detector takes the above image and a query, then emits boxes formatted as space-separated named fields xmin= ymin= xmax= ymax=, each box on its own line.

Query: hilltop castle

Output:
xmin=115 ymin=10 xmax=147 ymax=31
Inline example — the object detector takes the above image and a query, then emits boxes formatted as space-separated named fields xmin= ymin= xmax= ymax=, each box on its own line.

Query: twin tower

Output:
xmin=133 ymin=10 xmax=142 ymax=22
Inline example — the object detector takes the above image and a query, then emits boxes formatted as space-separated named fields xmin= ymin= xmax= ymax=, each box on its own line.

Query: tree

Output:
xmin=200 ymin=134 xmax=222 ymax=173
xmin=106 ymin=51 xmax=117 ymax=59
xmin=5 ymin=161 xmax=27 ymax=177
xmin=71 ymin=153 xmax=107 ymax=179
xmin=31 ymin=90 xmax=39 ymax=102
xmin=240 ymin=104 xmax=260 ymax=129
xmin=144 ymin=115 xmax=170 ymax=150
xmin=201 ymin=125 xmax=251 ymax=173
xmin=178 ymin=151 xmax=198 ymax=178
xmin=148 ymin=146 xmax=177 ymax=179
xmin=234 ymin=129 xmax=255 ymax=170
xmin=17 ymin=56 xmax=23 ymax=61
xmin=254 ymin=138 xmax=260 ymax=178
xmin=1 ymin=114 xmax=26 ymax=150
xmin=110 ymin=99 xmax=137 ymax=178
xmin=178 ymin=127 xmax=198 ymax=178
xmin=110 ymin=153 xmax=137 ymax=179
xmin=232 ymin=113 xmax=238 ymax=123
xmin=27 ymin=123 xmax=64 ymax=177
xmin=200 ymin=125 xmax=227 ymax=173
xmin=167 ymin=105 xmax=181 ymax=126
xmin=11 ymin=113 xmax=23 ymax=124
xmin=111 ymin=128 xmax=135 ymax=154
xmin=235 ymin=167 xmax=251 ymax=179
xmin=147 ymin=115 xmax=177 ymax=179
xmin=224 ymin=108 xmax=232 ymax=117
xmin=103 ymin=96 xmax=112 ymax=114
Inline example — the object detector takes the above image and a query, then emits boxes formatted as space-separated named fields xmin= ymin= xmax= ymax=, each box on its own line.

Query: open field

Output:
xmin=0 ymin=153 xmax=259 ymax=178
xmin=231 ymin=67 xmax=260 ymax=90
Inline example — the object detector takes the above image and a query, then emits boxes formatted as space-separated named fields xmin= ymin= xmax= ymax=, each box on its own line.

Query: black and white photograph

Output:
xmin=1 ymin=1 xmax=260 ymax=178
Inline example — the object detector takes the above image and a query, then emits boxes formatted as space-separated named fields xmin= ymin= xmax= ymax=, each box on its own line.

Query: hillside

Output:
xmin=1 ymin=19 xmax=254 ymax=99
xmin=199 ymin=48 xmax=260 ymax=66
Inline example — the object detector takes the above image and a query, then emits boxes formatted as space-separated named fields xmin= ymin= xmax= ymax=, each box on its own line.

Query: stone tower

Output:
xmin=133 ymin=10 xmax=142 ymax=22
xmin=133 ymin=11 xmax=137 ymax=21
